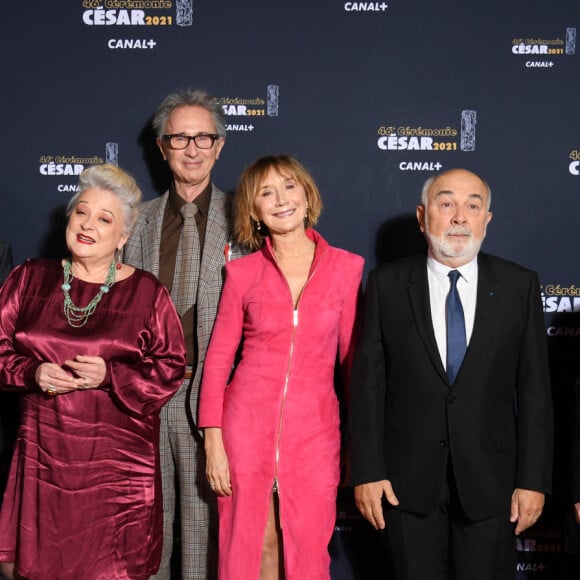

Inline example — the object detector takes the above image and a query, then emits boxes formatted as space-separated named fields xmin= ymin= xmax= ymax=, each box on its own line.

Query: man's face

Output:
xmin=157 ymin=105 xmax=225 ymax=199
xmin=416 ymin=169 xmax=493 ymax=267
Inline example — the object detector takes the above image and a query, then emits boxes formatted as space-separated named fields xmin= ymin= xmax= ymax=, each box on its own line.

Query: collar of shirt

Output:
xmin=167 ymin=181 xmax=212 ymax=220
xmin=427 ymin=254 xmax=478 ymax=288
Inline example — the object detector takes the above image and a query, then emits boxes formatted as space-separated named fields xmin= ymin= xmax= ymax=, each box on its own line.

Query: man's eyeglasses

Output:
xmin=162 ymin=133 xmax=221 ymax=150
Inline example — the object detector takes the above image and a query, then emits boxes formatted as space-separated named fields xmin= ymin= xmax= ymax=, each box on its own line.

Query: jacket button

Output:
xmin=448 ymin=395 xmax=456 ymax=404
xmin=440 ymin=440 xmax=448 ymax=447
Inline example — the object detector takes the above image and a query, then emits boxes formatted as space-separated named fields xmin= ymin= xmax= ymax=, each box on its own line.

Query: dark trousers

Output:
xmin=384 ymin=464 xmax=516 ymax=580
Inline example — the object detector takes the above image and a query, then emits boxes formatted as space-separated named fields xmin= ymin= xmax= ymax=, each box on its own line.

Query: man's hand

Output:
xmin=574 ymin=502 xmax=580 ymax=525
xmin=510 ymin=488 xmax=545 ymax=535
xmin=354 ymin=479 xmax=399 ymax=530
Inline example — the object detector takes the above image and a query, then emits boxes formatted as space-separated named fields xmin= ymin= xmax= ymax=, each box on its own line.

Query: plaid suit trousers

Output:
xmin=150 ymin=376 xmax=218 ymax=580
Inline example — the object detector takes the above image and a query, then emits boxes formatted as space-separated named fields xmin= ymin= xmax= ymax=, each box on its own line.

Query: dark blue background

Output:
xmin=1 ymin=1 xmax=579 ymax=577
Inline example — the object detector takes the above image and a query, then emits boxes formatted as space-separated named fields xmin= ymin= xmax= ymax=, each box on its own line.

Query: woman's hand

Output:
xmin=35 ymin=362 xmax=79 ymax=395
xmin=64 ymin=355 xmax=106 ymax=390
xmin=204 ymin=427 xmax=232 ymax=497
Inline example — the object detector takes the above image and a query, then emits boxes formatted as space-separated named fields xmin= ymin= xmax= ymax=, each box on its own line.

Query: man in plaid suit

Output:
xmin=124 ymin=90 xmax=241 ymax=579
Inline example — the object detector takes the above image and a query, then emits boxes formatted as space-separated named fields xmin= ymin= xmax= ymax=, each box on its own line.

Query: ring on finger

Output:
xmin=47 ymin=386 xmax=58 ymax=396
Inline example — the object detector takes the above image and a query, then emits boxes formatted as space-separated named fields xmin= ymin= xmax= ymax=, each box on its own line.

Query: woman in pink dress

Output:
xmin=0 ymin=164 xmax=186 ymax=580
xmin=199 ymin=155 xmax=364 ymax=579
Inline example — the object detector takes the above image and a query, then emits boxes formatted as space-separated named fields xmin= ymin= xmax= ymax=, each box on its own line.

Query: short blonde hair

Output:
xmin=234 ymin=155 xmax=323 ymax=250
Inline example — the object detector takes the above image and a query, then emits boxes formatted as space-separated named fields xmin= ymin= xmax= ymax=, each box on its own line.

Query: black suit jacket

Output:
xmin=349 ymin=252 xmax=553 ymax=521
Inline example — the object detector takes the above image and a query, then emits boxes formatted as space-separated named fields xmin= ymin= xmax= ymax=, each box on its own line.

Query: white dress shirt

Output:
xmin=427 ymin=255 xmax=478 ymax=371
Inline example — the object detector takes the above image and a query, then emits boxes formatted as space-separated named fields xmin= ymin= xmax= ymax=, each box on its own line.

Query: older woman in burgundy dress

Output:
xmin=0 ymin=164 xmax=186 ymax=580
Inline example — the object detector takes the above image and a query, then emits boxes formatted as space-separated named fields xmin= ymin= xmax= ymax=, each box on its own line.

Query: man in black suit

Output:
xmin=349 ymin=169 xmax=553 ymax=580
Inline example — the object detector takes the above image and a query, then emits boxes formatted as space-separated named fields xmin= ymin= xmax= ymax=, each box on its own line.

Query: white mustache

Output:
xmin=445 ymin=227 xmax=472 ymax=237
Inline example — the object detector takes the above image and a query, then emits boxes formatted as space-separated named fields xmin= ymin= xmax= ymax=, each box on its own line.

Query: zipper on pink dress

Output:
xmin=273 ymin=308 xmax=297 ymax=500
xmin=272 ymin=258 xmax=321 ymax=500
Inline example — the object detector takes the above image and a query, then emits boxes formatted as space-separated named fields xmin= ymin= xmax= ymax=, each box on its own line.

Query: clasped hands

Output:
xmin=36 ymin=355 xmax=106 ymax=396
xmin=354 ymin=479 xmax=545 ymax=535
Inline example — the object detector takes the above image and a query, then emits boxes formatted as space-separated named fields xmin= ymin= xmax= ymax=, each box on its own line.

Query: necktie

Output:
xmin=172 ymin=203 xmax=200 ymax=316
xmin=446 ymin=270 xmax=466 ymax=383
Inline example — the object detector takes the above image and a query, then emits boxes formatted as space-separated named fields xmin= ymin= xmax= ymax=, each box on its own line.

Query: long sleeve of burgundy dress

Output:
xmin=199 ymin=230 xmax=364 ymax=580
xmin=0 ymin=259 xmax=186 ymax=580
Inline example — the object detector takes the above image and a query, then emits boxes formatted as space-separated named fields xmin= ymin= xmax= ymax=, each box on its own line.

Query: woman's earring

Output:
xmin=115 ymin=249 xmax=122 ymax=270
xmin=255 ymin=219 xmax=262 ymax=232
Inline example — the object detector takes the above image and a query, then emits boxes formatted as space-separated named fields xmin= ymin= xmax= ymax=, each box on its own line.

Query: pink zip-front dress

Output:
xmin=199 ymin=229 xmax=363 ymax=580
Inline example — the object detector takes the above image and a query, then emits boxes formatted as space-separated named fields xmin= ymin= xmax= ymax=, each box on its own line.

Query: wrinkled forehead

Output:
xmin=166 ymin=104 xmax=216 ymax=131
xmin=429 ymin=171 xmax=488 ymax=202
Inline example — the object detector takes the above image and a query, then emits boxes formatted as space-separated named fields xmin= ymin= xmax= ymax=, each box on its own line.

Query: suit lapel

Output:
xmin=461 ymin=253 xmax=498 ymax=368
xmin=141 ymin=195 xmax=168 ymax=277
xmin=197 ymin=186 xmax=230 ymax=305
xmin=405 ymin=253 xmax=500 ymax=387
xmin=407 ymin=258 xmax=448 ymax=382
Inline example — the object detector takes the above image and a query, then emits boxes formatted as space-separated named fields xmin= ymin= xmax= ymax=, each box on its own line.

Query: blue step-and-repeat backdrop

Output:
xmin=1 ymin=1 xmax=579 ymax=578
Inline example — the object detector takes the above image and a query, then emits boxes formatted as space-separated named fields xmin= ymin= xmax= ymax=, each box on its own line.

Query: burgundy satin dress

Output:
xmin=0 ymin=259 xmax=186 ymax=580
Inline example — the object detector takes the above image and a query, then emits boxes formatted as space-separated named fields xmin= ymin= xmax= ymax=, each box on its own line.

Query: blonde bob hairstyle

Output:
xmin=234 ymin=155 xmax=323 ymax=250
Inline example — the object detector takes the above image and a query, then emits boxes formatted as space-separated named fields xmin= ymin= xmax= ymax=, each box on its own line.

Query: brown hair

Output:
xmin=234 ymin=155 xmax=323 ymax=250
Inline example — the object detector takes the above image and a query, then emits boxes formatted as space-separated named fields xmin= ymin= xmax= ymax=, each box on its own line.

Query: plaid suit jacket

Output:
xmin=123 ymin=184 xmax=242 ymax=430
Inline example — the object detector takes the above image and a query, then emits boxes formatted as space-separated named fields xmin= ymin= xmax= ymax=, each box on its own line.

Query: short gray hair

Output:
xmin=66 ymin=164 xmax=142 ymax=236
xmin=152 ymin=89 xmax=227 ymax=139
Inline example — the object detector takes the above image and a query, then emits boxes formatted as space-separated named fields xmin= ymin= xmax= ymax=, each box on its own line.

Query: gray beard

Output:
xmin=425 ymin=226 xmax=484 ymax=263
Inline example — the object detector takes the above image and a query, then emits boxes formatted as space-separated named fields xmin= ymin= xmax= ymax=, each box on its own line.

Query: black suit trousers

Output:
xmin=384 ymin=462 xmax=516 ymax=580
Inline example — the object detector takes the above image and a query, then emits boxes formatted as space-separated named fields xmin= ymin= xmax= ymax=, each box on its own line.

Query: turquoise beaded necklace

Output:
xmin=61 ymin=259 xmax=116 ymax=328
